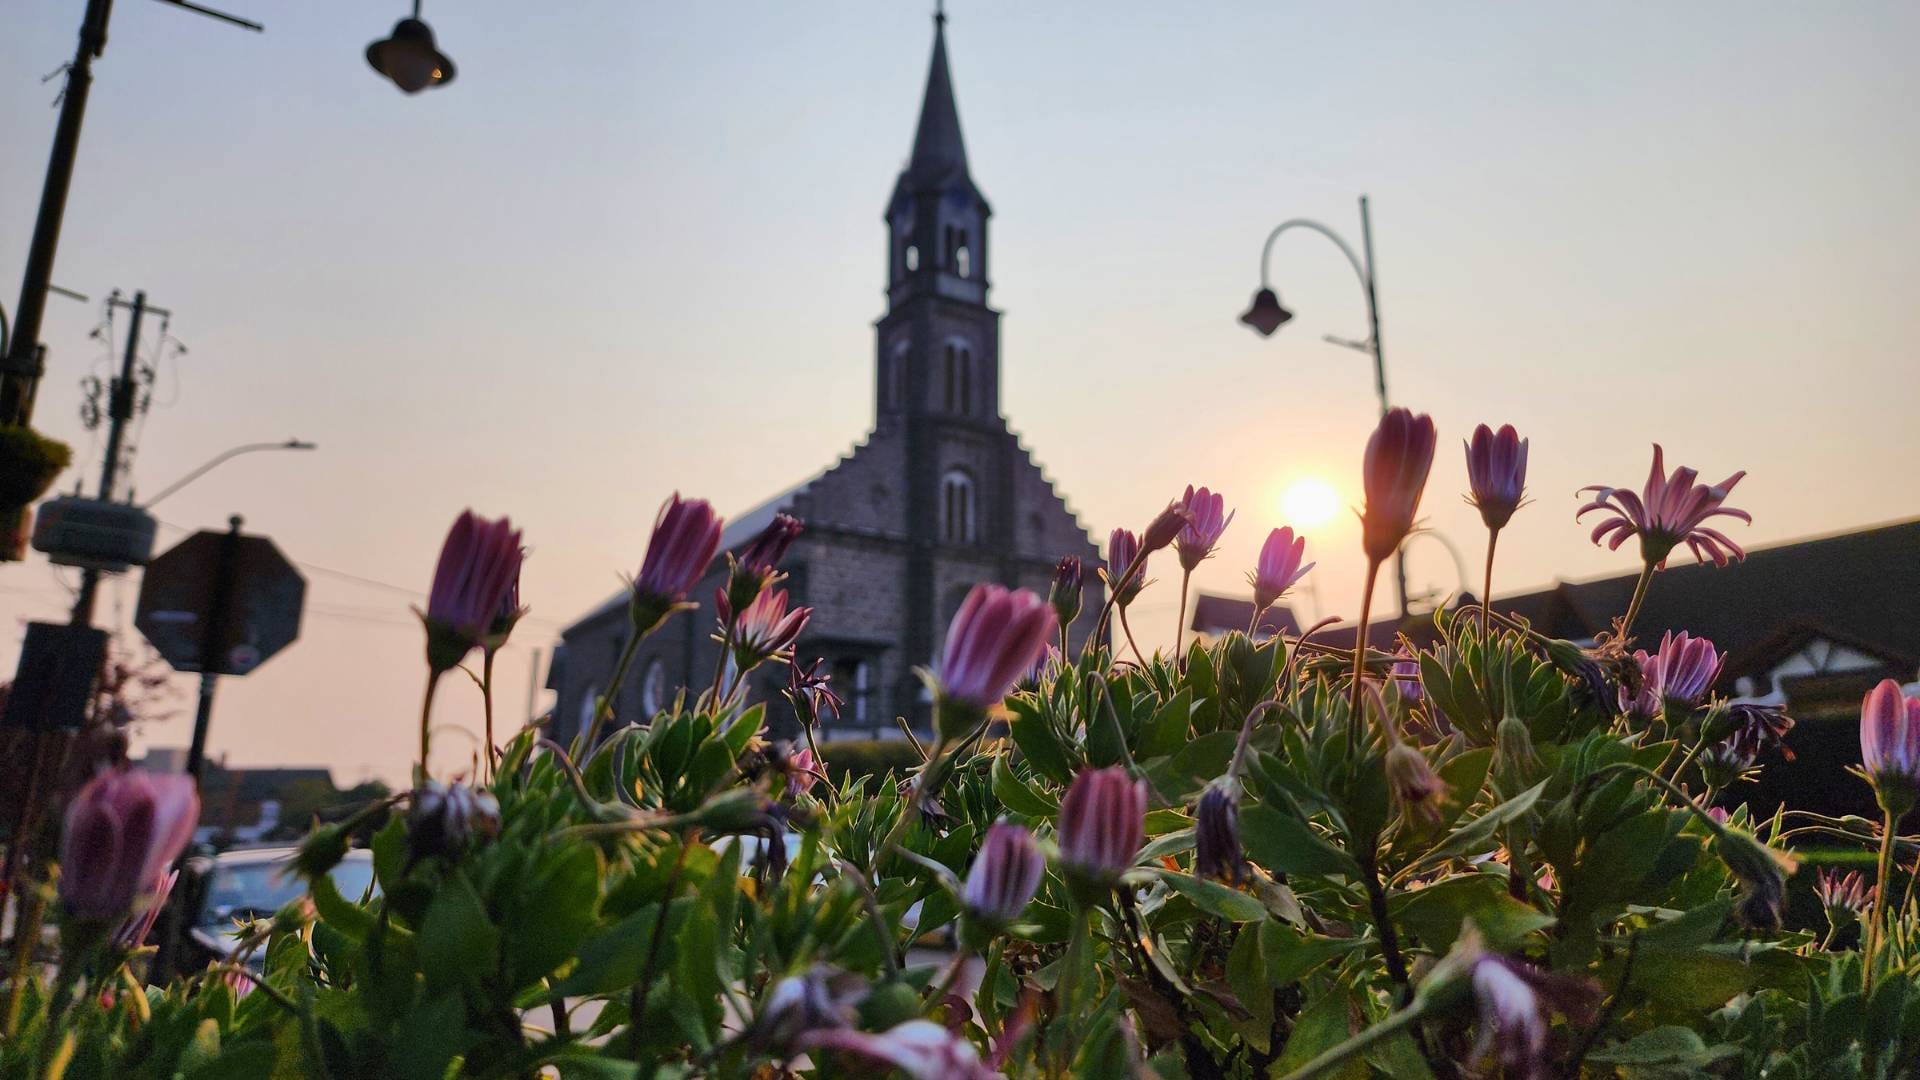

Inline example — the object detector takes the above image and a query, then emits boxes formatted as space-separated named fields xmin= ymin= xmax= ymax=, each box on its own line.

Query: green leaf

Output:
xmin=1587 ymin=1026 xmax=1738 ymax=1067
xmin=551 ymin=900 xmax=684 ymax=998
xmin=1136 ymin=689 xmax=1194 ymax=762
xmin=1273 ymin=987 xmax=1365 ymax=1079
xmin=182 ymin=1042 xmax=276 ymax=1080
xmin=1260 ymin=919 xmax=1362 ymax=986
xmin=1635 ymin=898 xmax=1735 ymax=952
xmin=504 ymin=844 xmax=601 ymax=988
xmin=1153 ymin=870 xmax=1266 ymax=922
xmin=991 ymin=756 xmax=1056 ymax=817
xmin=370 ymin=812 xmax=408 ymax=892
xmin=1007 ymin=698 xmax=1075 ymax=785
xmin=1408 ymin=779 xmax=1548 ymax=871
xmin=1241 ymin=804 xmax=1363 ymax=880
xmin=1391 ymin=874 xmax=1555 ymax=951
xmin=309 ymin=870 xmax=375 ymax=943
xmin=418 ymin=871 xmax=499 ymax=992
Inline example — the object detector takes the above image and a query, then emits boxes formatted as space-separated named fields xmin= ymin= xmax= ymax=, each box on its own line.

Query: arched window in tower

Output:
xmin=905 ymin=244 xmax=919 ymax=272
xmin=955 ymin=227 xmax=972 ymax=279
xmin=943 ymin=342 xmax=974 ymax=415
xmin=940 ymin=468 xmax=976 ymax=545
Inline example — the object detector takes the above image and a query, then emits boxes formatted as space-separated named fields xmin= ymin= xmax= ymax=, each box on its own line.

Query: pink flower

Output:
xmin=1361 ymin=408 xmax=1438 ymax=563
xmin=423 ymin=510 xmax=524 ymax=671
xmin=962 ymin=822 xmax=1045 ymax=926
xmin=1174 ymin=486 xmax=1233 ymax=572
xmin=1390 ymin=645 xmax=1424 ymax=705
xmin=728 ymin=588 xmax=812 ymax=668
xmin=1139 ymin=502 xmax=1192 ymax=555
xmin=936 ymin=584 xmax=1057 ymax=716
xmin=1860 ymin=678 xmax=1920 ymax=808
xmin=1465 ymin=423 xmax=1529 ymax=531
xmin=1047 ymin=555 xmax=1083 ymax=628
xmin=785 ymin=746 xmax=823 ymax=796
xmin=60 ymin=769 xmax=201 ymax=923
xmin=1577 ymin=444 xmax=1750 ymax=568
xmin=800 ymin=1020 xmax=1001 ymax=1080
xmin=1248 ymin=526 xmax=1313 ymax=612
xmin=1626 ymin=632 xmax=1724 ymax=714
xmin=1105 ymin=528 xmax=1145 ymax=607
xmin=634 ymin=493 xmax=724 ymax=626
xmin=1816 ymin=869 xmax=1873 ymax=929
xmin=1057 ymin=767 xmax=1146 ymax=884
xmin=1469 ymin=954 xmax=1601 ymax=1080
xmin=785 ymin=658 xmax=843 ymax=727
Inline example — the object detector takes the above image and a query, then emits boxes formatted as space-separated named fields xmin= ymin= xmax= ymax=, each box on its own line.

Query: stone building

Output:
xmin=548 ymin=15 xmax=1103 ymax=745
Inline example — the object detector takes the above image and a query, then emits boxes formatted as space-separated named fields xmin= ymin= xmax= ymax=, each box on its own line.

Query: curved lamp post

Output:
xmin=142 ymin=438 xmax=316 ymax=508
xmin=367 ymin=0 xmax=456 ymax=94
xmin=1238 ymin=194 xmax=1410 ymax=619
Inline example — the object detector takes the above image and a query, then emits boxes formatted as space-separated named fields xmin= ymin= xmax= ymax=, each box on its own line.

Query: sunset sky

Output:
xmin=4 ymin=2 xmax=1916 ymax=787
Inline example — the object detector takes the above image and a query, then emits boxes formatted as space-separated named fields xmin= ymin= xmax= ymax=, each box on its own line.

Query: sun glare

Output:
xmin=1281 ymin=477 xmax=1342 ymax=530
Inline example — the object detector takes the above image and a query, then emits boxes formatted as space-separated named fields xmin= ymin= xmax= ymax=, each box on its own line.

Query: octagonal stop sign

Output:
xmin=136 ymin=526 xmax=305 ymax=675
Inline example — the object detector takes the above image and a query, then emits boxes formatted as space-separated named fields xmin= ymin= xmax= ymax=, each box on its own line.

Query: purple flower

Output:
xmin=935 ymin=585 xmax=1057 ymax=728
xmin=1720 ymin=702 xmax=1794 ymax=763
xmin=1385 ymin=743 xmax=1448 ymax=828
xmin=1140 ymin=502 xmax=1192 ymax=555
xmin=728 ymin=513 xmax=804 ymax=613
xmin=800 ymin=1020 xmax=1000 ymax=1080
xmin=1469 ymin=954 xmax=1601 ymax=1080
xmin=962 ymin=822 xmax=1046 ymax=926
xmin=1390 ymin=644 xmax=1423 ymax=705
xmin=1464 ymin=423 xmax=1529 ymax=531
xmin=1630 ymin=631 xmax=1724 ymax=713
xmin=1816 ymin=869 xmax=1873 ymax=931
xmin=1057 ymin=767 xmax=1146 ymax=885
xmin=728 ymin=588 xmax=812 ymax=670
xmin=633 ymin=493 xmax=724 ymax=630
xmin=784 ymin=657 xmax=844 ymax=728
xmin=406 ymin=780 xmax=500 ymax=863
xmin=1105 ymin=528 xmax=1145 ymax=607
xmin=1047 ymin=555 xmax=1083 ymax=629
xmin=423 ymin=510 xmax=525 ymax=672
xmin=1174 ymin=485 xmax=1233 ymax=572
xmin=1248 ymin=527 xmax=1313 ymax=613
xmin=1577 ymin=444 xmax=1750 ymax=569
xmin=744 ymin=964 xmax=869 ymax=1055
xmin=1861 ymin=678 xmax=1920 ymax=810
xmin=1193 ymin=782 xmax=1246 ymax=885
xmin=1361 ymin=408 xmax=1438 ymax=564
xmin=60 ymin=769 xmax=201 ymax=924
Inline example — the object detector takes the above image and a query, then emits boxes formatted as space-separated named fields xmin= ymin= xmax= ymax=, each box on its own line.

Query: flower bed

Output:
xmin=3 ymin=410 xmax=1916 ymax=1078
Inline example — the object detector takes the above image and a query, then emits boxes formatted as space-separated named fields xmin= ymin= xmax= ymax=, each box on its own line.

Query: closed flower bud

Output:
xmin=1193 ymin=782 xmax=1246 ymax=885
xmin=934 ymin=584 xmax=1057 ymax=740
xmin=1385 ymin=742 xmax=1448 ymax=829
xmin=59 ymin=769 xmax=200 ymax=925
xmin=1494 ymin=714 xmax=1542 ymax=788
xmin=421 ymin=510 xmax=525 ymax=673
xmin=727 ymin=513 xmax=804 ymax=614
xmin=406 ymin=781 xmax=500 ymax=864
xmin=1057 ymin=767 xmax=1146 ymax=887
xmin=1174 ymin=485 xmax=1234 ymax=573
xmin=1140 ymin=502 xmax=1192 ymax=556
xmin=1249 ymin=527 xmax=1313 ymax=613
xmin=632 ymin=493 xmax=725 ymax=634
xmin=1643 ymin=631 xmax=1724 ymax=712
xmin=744 ymin=964 xmax=869 ymax=1055
xmin=1360 ymin=408 xmax=1437 ymax=564
xmin=1105 ymin=528 xmax=1146 ymax=607
xmin=1048 ymin=555 xmax=1083 ymax=629
xmin=1697 ymin=741 xmax=1756 ymax=791
xmin=294 ymin=821 xmax=352 ymax=880
xmin=961 ymin=822 xmax=1046 ymax=927
xmin=1468 ymin=953 xmax=1602 ymax=1080
xmin=1464 ymin=423 xmax=1529 ymax=532
xmin=1860 ymin=678 xmax=1920 ymax=815
xmin=1714 ymin=825 xmax=1797 ymax=932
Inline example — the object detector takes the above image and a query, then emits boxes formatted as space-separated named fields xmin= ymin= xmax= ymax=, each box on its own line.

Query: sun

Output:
xmin=1281 ymin=477 xmax=1342 ymax=530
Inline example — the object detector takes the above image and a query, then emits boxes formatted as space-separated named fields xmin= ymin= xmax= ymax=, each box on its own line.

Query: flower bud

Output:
xmin=1464 ymin=423 xmax=1529 ymax=532
xmin=631 ymin=493 xmax=724 ymax=634
xmin=933 ymin=584 xmax=1056 ymax=740
xmin=1248 ymin=527 xmax=1312 ymax=613
xmin=1860 ymin=678 xmax=1920 ymax=816
xmin=1815 ymin=869 xmax=1872 ymax=934
xmin=406 ymin=781 xmax=500 ymax=863
xmin=1494 ymin=715 xmax=1541 ymax=788
xmin=1140 ymin=502 xmax=1191 ymax=555
xmin=59 ymin=769 xmax=200 ymax=925
xmin=961 ymin=822 xmax=1045 ymax=927
xmin=1193 ymin=782 xmax=1246 ymax=885
xmin=1360 ymin=408 xmax=1437 ymax=564
xmin=1105 ymin=528 xmax=1145 ymax=607
xmin=1057 ymin=767 xmax=1146 ymax=888
xmin=743 ymin=964 xmax=869 ymax=1055
xmin=422 ymin=510 xmax=525 ymax=674
xmin=1048 ymin=555 xmax=1083 ymax=630
xmin=727 ymin=513 xmax=804 ymax=614
xmin=1174 ymin=485 xmax=1233 ymax=573
xmin=1385 ymin=743 xmax=1448 ymax=829
xmin=294 ymin=821 xmax=351 ymax=880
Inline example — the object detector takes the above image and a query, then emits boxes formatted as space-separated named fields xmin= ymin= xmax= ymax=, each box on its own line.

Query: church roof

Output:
xmin=907 ymin=15 xmax=968 ymax=184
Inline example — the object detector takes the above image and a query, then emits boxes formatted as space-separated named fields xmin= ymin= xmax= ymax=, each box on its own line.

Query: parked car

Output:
xmin=181 ymin=845 xmax=376 ymax=970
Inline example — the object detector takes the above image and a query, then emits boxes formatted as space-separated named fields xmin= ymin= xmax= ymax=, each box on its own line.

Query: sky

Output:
xmin=3 ymin=2 xmax=1916 ymax=789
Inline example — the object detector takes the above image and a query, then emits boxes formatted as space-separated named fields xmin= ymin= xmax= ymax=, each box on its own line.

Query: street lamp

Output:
xmin=141 ymin=439 xmax=316 ymax=508
xmin=1238 ymin=194 xmax=1411 ymax=619
xmin=367 ymin=1 xmax=456 ymax=94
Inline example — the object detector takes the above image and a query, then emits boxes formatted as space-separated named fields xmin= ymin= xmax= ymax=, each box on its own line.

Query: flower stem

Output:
xmin=1619 ymin=560 xmax=1657 ymax=641
xmin=480 ymin=648 xmax=497 ymax=783
xmin=1864 ymin=807 xmax=1898 ymax=996
xmin=1273 ymin=996 xmax=1429 ymax=1080
xmin=418 ymin=669 xmax=443 ymax=784
xmin=1359 ymin=851 xmax=1413 ymax=997
xmin=577 ymin=627 xmax=647 ymax=758
xmin=1087 ymin=550 xmax=1149 ymax=662
xmin=1348 ymin=558 xmax=1382 ymax=757
xmin=630 ymin=834 xmax=694 ymax=1063
xmin=1176 ymin=568 xmax=1193 ymax=660
xmin=1481 ymin=528 xmax=1499 ymax=637
xmin=1118 ymin=605 xmax=1148 ymax=668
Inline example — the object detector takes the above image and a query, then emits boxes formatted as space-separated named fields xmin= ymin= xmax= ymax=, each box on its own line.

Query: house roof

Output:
xmin=1190 ymin=594 xmax=1302 ymax=639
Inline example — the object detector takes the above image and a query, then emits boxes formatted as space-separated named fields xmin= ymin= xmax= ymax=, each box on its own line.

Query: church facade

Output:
xmin=547 ymin=17 xmax=1103 ymax=745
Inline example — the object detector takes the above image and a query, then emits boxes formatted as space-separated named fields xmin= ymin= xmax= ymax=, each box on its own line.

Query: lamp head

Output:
xmin=1238 ymin=287 xmax=1292 ymax=338
xmin=367 ymin=17 xmax=455 ymax=94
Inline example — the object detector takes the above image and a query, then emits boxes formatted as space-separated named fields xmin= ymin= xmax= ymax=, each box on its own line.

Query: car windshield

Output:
xmin=200 ymin=857 xmax=375 ymax=925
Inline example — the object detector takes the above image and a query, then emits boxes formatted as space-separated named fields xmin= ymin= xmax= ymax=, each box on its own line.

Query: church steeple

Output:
xmin=885 ymin=10 xmax=991 ymax=315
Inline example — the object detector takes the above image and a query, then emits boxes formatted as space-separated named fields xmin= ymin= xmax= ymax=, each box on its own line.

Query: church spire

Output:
xmin=906 ymin=8 xmax=969 ymax=186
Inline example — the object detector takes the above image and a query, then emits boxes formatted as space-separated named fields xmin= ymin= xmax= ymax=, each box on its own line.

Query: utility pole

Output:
xmin=70 ymin=290 xmax=166 ymax=627
xmin=0 ymin=0 xmax=114 ymax=428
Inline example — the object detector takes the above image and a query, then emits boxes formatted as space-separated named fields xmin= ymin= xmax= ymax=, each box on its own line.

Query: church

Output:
xmin=547 ymin=15 xmax=1104 ymax=745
